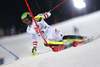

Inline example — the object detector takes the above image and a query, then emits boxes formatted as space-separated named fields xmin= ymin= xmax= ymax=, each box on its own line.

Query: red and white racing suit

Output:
xmin=27 ymin=12 xmax=64 ymax=47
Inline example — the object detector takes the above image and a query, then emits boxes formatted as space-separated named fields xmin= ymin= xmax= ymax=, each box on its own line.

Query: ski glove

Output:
xmin=32 ymin=46 xmax=37 ymax=54
xmin=34 ymin=15 xmax=44 ymax=22
xmin=31 ymin=46 xmax=37 ymax=56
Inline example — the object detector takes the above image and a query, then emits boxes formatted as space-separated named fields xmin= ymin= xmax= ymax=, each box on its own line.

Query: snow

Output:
xmin=1 ymin=38 xmax=100 ymax=67
xmin=0 ymin=10 xmax=100 ymax=67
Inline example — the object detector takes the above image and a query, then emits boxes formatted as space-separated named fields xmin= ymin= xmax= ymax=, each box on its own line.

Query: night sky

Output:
xmin=0 ymin=0 xmax=100 ymax=33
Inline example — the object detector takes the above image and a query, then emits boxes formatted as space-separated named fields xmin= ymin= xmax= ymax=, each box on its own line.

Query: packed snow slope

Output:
xmin=0 ymin=10 xmax=100 ymax=66
xmin=1 ymin=38 xmax=100 ymax=67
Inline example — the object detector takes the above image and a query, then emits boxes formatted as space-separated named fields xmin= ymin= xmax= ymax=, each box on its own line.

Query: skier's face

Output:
xmin=23 ymin=18 xmax=32 ymax=25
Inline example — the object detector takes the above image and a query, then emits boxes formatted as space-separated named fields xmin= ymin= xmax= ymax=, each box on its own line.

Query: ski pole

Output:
xmin=25 ymin=0 xmax=52 ymax=49
xmin=0 ymin=44 xmax=19 ymax=59
xmin=48 ymin=0 xmax=67 ymax=13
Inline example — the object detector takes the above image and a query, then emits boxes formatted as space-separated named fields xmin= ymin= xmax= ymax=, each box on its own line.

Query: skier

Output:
xmin=21 ymin=12 xmax=64 ymax=54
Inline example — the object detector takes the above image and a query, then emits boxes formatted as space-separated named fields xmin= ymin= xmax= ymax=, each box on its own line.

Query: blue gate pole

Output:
xmin=0 ymin=44 xmax=19 ymax=59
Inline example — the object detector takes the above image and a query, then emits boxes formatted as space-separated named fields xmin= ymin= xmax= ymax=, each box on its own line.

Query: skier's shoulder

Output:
xmin=26 ymin=22 xmax=35 ymax=33
xmin=26 ymin=26 xmax=36 ymax=35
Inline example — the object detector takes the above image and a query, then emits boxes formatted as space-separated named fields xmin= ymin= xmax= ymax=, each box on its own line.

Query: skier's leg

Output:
xmin=46 ymin=28 xmax=64 ymax=41
xmin=54 ymin=29 xmax=64 ymax=41
xmin=44 ymin=28 xmax=64 ymax=47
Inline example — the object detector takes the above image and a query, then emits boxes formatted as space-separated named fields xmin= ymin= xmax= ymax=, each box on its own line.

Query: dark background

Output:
xmin=0 ymin=0 xmax=100 ymax=34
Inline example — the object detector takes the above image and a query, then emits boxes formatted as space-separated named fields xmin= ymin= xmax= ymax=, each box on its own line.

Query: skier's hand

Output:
xmin=32 ymin=46 xmax=37 ymax=53
xmin=35 ymin=15 xmax=44 ymax=22
xmin=31 ymin=46 xmax=37 ymax=56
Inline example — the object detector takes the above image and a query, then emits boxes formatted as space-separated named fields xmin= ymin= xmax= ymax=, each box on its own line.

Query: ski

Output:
xmin=48 ymin=35 xmax=94 ymax=52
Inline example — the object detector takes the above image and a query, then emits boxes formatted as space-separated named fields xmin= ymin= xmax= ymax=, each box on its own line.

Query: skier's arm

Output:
xmin=30 ymin=34 xmax=38 ymax=47
xmin=34 ymin=12 xmax=51 ymax=22
xmin=29 ymin=34 xmax=37 ymax=55
xmin=43 ymin=12 xmax=51 ymax=19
